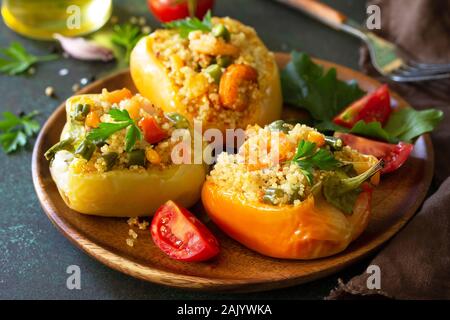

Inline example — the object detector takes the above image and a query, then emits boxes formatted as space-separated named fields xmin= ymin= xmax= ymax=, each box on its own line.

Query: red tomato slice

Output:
xmin=151 ymin=201 xmax=220 ymax=262
xmin=138 ymin=117 xmax=168 ymax=144
xmin=335 ymin=133 xmax=413 ymax=174
xmin=334 ymin=84 xmax=392 ymax=128
xmin=148 ymin=0 xmax=215 ymax=22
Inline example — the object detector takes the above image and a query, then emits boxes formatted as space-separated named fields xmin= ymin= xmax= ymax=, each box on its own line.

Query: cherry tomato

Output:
xmin=151 ymin=201 xmax=220 ymax=262
xmin=335 ymin=133 xmax=413 ymax=174
xmin=334 ymin=85 xmax=392 ymax=128
xmin=148 ymin=0 xmax=215 ymax=22
xmin=138 ymin=116 xmax=168 ymax=144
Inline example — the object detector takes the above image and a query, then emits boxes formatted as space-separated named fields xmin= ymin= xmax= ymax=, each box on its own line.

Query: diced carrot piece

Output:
xmin=85 ymin=111 xmax=100 ymax=128
xmin=145 ymin=148 xmax=161 ymax=165
xmin=102 ymin=88 xmax=133 ymax=104
xmin=307 ymin=131 xmax=325 ymax=147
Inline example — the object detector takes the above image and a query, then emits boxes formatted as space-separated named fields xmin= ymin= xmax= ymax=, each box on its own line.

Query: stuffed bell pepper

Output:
xmin=130 ymin=15 xmax=282 ymax=133
xmin=202 ymin=121 xmax=383 ymax=259
xmin=45 ymin=89 xmax=207 ymax=217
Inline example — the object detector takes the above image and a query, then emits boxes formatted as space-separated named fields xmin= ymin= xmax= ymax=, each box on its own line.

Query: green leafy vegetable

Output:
xmin=86 ymin=109 xmax=142 ymax=152
xmin=323 ymin=160 xmax=383 ymax=214
xmin=383 ymin=108 xmax=443 ymax=142
xmin=291 ymin=140 xmax=340 ymax=184
xmin=0 ymin=110 xmax=40 ymax=153
xmin=349 ymin=120 xmax=397 ymax=143
xmin=281 ymin=51 xmax=443 ymax=144
xmin=163 ymin=10 xmax=212 ymax=38
xmin=317 ymin=108 xmax=443 ymax=143
xmin=281 ymin=51 xmax=365 ymax=121
xmin=0 ymin=42 xmax=58 ymax=75
xmin=111 ymin=24 xmax=145 ymax=62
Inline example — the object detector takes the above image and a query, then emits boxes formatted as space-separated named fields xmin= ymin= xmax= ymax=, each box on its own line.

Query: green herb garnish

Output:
xmin=323 ymin=160 xmax=383 ymax=214
xmin=0 ymin=42 xmax=58 ymax=75
xmin=111 ymin=24 xmax=145 ymax=63
xmin=281 ymin=51 xmax=365 ymax=121
xmin=163 ymin=10 xmax=212 ymax=38
xmin=0 ymin=110 xmax=40 ymax=153
xmin=86 ymin=109 xmax=142 ymax=152
xmin=291 ymin=140 xmax=340 ymax=184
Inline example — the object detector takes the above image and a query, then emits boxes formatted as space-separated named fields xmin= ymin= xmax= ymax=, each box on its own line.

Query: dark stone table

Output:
xmin=0 ymin=0 xmax=373 ymax=299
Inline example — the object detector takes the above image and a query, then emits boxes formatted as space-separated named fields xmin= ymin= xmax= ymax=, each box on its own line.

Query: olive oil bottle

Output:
xmin=1 ymin=0 xmax=112 ymax=40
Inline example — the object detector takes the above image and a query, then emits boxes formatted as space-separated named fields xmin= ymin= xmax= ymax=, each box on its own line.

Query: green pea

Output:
xmin=216 ymin=55 xmax=232 ymax=68
xmin=72 ymin=104 xmax=91 ymax=122
xmin=165 ymin=113 xmax=190 ymax=129
xmin=267 ymin=120 xmax=290 ymax=133
xmin=204 ymin=64 xmax=222 ymax=84
xmin=102 ymin=152 xmax=118 ymax=171
xmin=74 ymin=139 xmax=96 ymax=161
xmin=212 ymin=24 xmax=231 ymax=41
xmin=262 ymin=187 xmax=285 ymax=205
xmin=128 ymin=149 xmax=146 ymax=167
xmin=44 ymin=138 xmax=74 ymax=160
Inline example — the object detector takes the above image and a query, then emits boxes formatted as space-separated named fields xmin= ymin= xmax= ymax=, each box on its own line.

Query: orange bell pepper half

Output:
xmin=201 ymin=181 xmax=372 ymax=260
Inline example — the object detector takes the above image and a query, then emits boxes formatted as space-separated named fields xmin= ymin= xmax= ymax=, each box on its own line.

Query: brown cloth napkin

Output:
xmin=328 ymin=0 xmax=450 ymax=299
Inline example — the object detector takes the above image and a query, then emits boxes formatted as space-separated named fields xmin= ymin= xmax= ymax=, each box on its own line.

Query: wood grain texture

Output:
xmin=31 ymin=53 xmax=434 ymax=293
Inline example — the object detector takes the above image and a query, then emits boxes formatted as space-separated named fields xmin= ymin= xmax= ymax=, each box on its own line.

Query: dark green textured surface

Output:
xmin=0 ymin=0 xmax=372 ymax=299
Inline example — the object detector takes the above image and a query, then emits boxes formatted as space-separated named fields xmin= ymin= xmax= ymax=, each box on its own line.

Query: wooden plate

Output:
xmin=32 ymin=53 xmax=434 ymax=292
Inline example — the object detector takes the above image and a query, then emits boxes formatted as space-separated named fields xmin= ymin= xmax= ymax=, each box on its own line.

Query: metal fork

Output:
xmin=276 ymin=0 xmax=450 ymax=82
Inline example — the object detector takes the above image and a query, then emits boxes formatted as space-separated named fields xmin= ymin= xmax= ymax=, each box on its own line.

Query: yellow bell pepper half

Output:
xmin=130 ymin=34 xmax=283 ymax=133
xmin=202 ymin=181 xmax=372 ymax=260
xmin=49 ymin=94 xmax=207 ymax=217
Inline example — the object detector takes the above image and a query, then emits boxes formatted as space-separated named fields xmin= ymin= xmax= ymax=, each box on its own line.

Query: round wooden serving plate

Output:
xmin=32 ymin=53 xmax=434 ymax=292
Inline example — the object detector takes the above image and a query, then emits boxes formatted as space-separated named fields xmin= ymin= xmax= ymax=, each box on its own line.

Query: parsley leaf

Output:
xmin=0 ymin=110 xmax=40 ymax=154
xmin=0 ymin=42 xmax=58 ymax=75
xmin=163 ymin=10 xmax=212 ymax=38
xmin=111 ymin=24 xmax=145 ymax=63
xmin=281 ymin=51 xmax=365 ymax=121
xmin=86 ymin=109 xmax=142 ymax=151
xmin=291 ymin=140 xmax=340 ymax=184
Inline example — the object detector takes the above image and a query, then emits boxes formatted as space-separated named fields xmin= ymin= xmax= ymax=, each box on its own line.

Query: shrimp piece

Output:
xmin=219 ymin=64 xmax=258 ymax=111
xmin=189 ymin=33 xmax=239 ymax=56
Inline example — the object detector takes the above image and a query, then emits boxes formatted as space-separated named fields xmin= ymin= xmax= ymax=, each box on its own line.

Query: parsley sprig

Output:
xmin=0 ymin=110 xmax=40 ymax=153
xmin=291 ymin=140 xmax=340 ymax=184
xmin=0 ymin=42 xmax=58 ymax=75
xmin=86 ymin=109 xmax=142 ymax=152
xmin=163 ymin=10 xmax=212 ymax=38
xmin=111 ymin=24 xmax=145 ymax=63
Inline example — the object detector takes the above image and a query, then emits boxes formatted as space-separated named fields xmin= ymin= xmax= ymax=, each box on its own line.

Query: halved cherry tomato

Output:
xmin=333 ymin=84 xmax=392 ymax=128
xmin=148 ymin=0 xmax=215 ymax=22
xmin=151 ymin=201 xmax=220 ymax=261
xmin=138 ymin=116 xmax=168 ymax=144
xmin=335 ymin=133 xmax=413 ymax=174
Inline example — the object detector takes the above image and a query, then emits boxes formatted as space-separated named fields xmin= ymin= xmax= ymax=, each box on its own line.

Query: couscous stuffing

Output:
xmin=207 ymin=121 xmax=379 ymax=206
